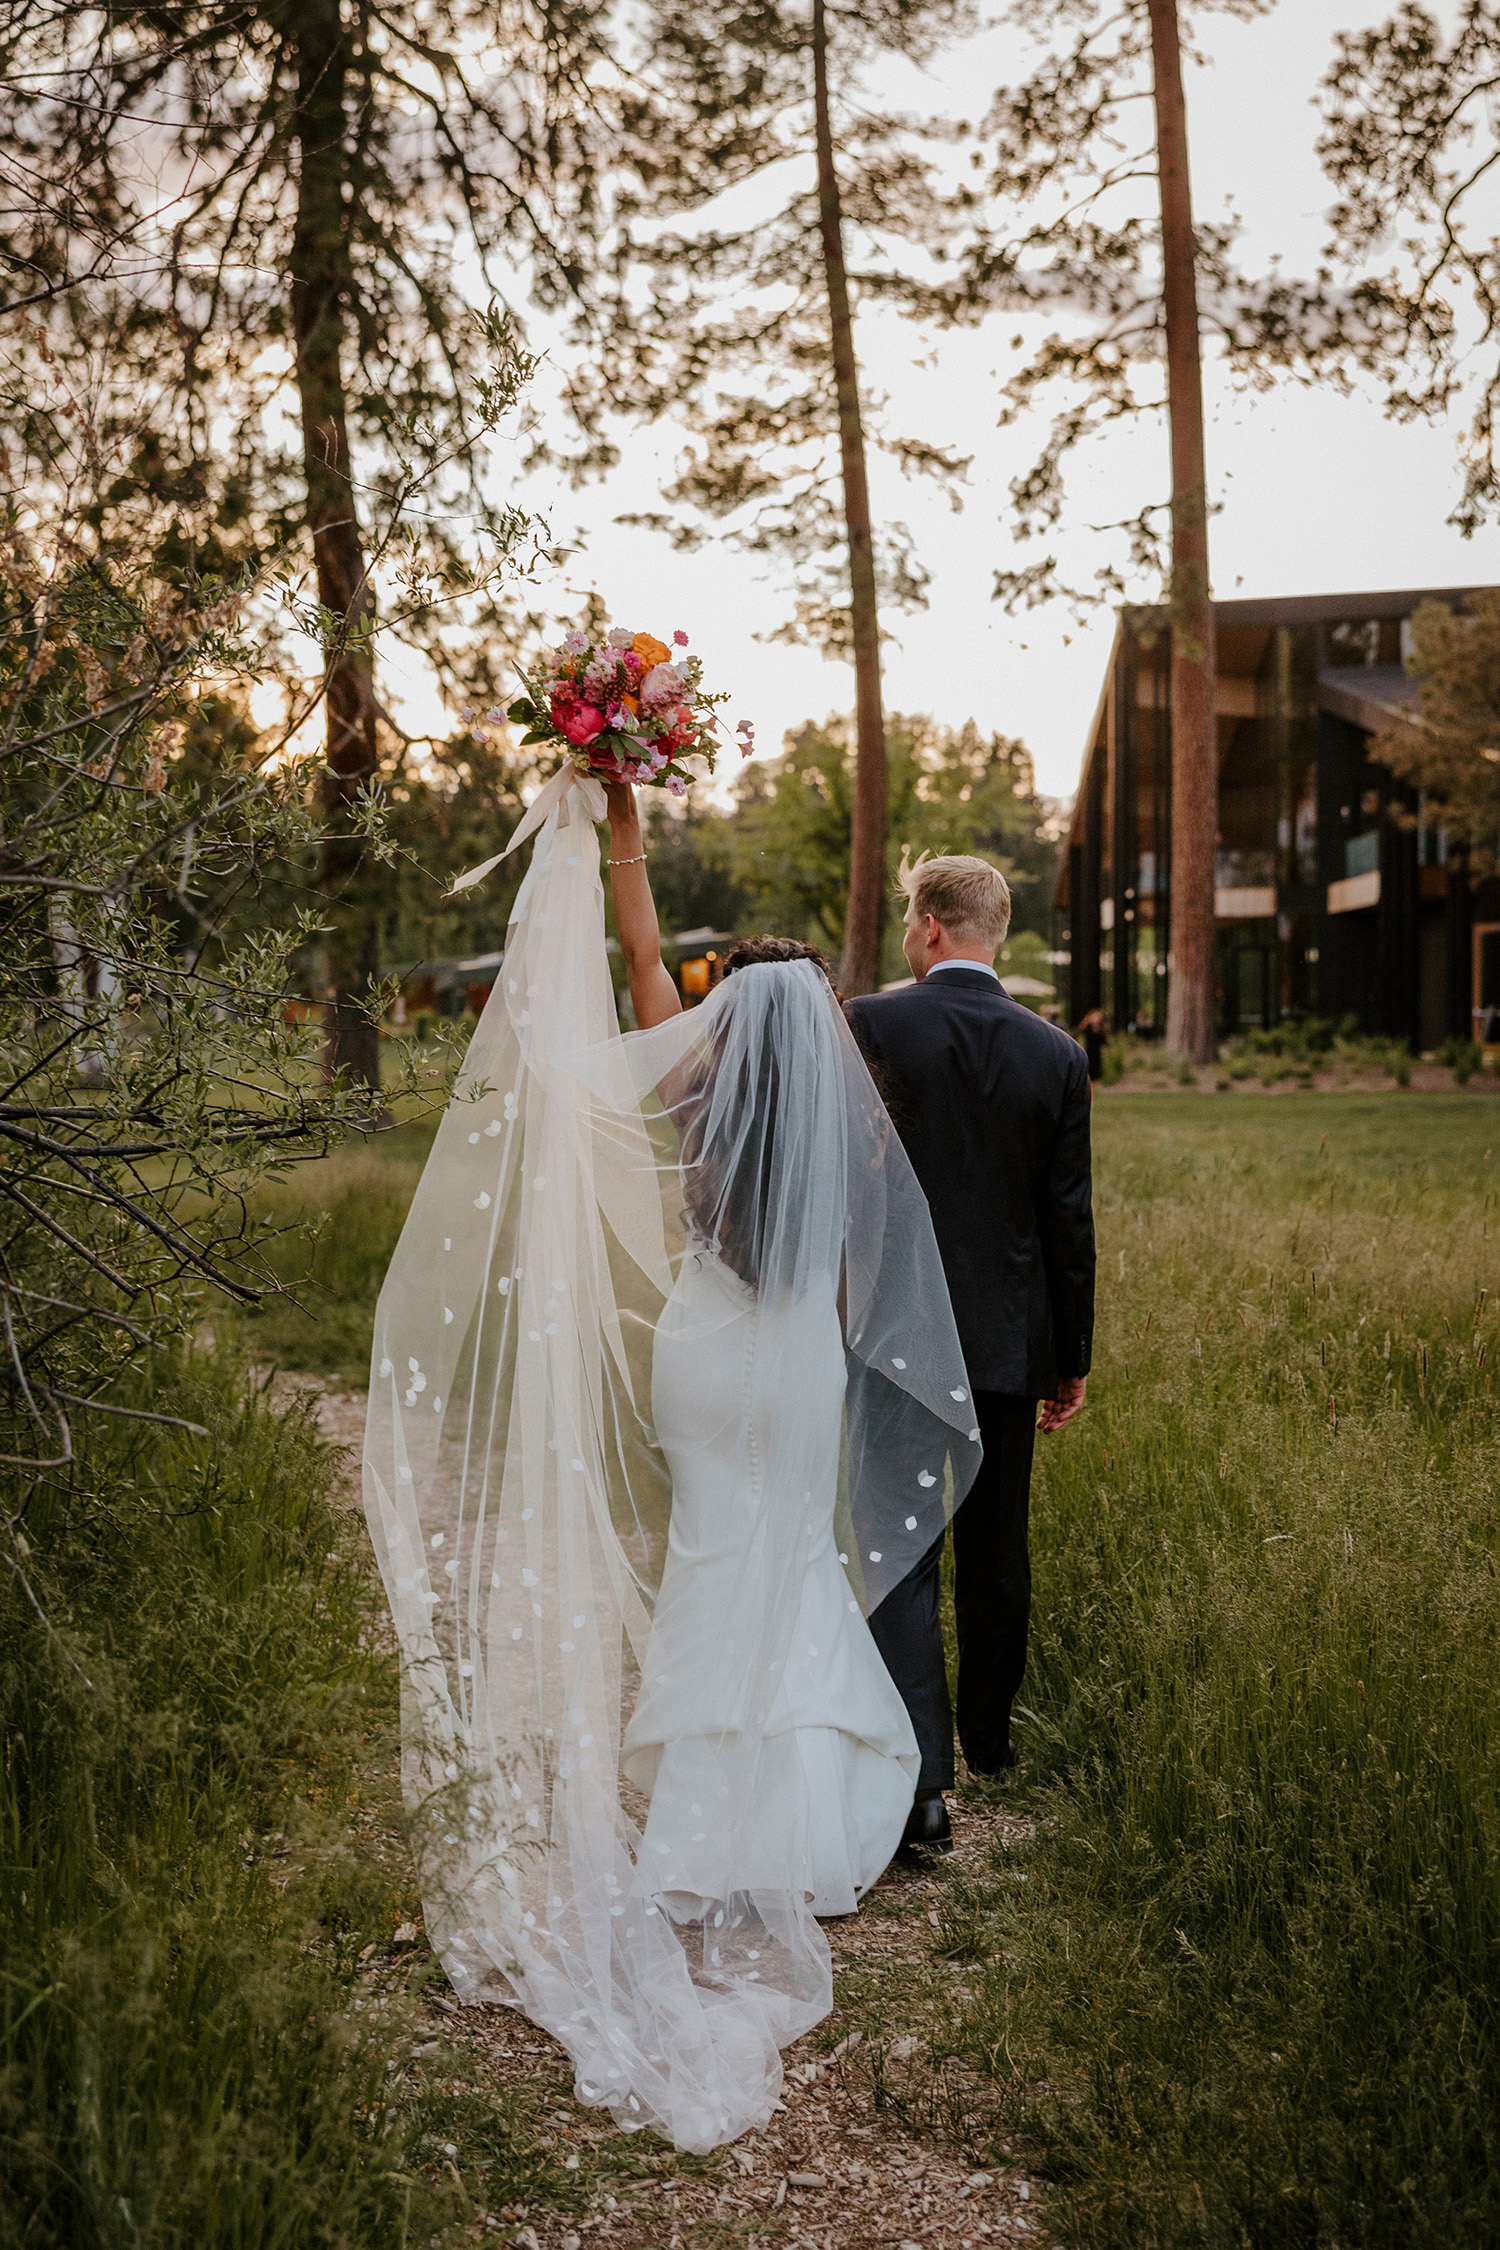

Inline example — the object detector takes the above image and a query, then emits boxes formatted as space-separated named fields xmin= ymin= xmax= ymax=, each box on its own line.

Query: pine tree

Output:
xmin=1148 ymin=0 xmax=1217 ymax=1065
xmin=0 ymin=0 xmax=602 ymax=1087
xmin=1317 ymin=3 xmax=1500 ymax=537
xmin=960 ymin=0 xmax=1308 ymax=1061
xmin=1372 ymin=592 xmax=1500 ymax=873
xmin=562 ymin=0 xmax=979 ymax=994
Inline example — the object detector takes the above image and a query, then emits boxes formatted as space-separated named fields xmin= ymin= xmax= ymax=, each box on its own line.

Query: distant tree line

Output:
xmin=309 ymin=708 xmax=1061 ymax=989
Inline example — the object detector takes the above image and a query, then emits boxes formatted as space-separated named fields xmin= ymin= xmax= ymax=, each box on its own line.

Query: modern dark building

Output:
xmin=1054 ymin=586 xmax=1500 ymax=1047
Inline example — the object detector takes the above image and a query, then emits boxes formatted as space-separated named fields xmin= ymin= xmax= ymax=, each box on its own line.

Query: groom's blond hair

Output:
xmin=897 ymin=849 xmax=1011 ymax=949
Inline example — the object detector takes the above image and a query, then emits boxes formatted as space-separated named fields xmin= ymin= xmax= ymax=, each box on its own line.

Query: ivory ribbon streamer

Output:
xmin=445 ymin=763 xmax=608 ymax=896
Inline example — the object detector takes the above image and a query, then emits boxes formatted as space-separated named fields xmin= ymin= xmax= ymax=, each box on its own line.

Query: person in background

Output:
xmin=1078 ymin=1006 xmax=1106 ymax=1084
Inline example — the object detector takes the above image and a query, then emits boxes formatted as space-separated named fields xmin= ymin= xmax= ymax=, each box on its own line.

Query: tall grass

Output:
xmin=231 ymin=1124 xmax=434 ymax=1384
xmin=0 ymin=1352 xmax=432 ymax=2247
xmin=947 ymin=1099 xmax=1500 ymax=2246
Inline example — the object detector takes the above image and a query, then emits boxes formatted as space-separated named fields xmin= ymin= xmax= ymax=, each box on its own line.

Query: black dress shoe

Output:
xmin=897 ymin=1793 xmax=953 ymax=1855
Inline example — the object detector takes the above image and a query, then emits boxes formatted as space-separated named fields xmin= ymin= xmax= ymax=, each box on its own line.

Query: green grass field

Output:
xmin=215 ymin=1091 xmax=1500 ymax=2245
xmin=228 ymin=1118 xmax=437 ymax=1385
xmin=945 ymin=1096 xmax=1500 ymax=2246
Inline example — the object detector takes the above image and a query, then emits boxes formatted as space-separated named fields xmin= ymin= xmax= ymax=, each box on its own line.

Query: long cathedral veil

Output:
xmin=362 ymin=776 xmax=981 ymax=2150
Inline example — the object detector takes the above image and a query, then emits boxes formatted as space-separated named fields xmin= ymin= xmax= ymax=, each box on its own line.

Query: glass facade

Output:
xmin=1058 ymin=591 xmax=1488 ymax=1048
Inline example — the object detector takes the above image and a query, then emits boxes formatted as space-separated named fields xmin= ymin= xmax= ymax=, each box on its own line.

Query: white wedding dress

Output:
xmin=626 ymin=1250 xmax=919 ymax=1918
xmin=363 ymin=769 xmax=978 ymax=2150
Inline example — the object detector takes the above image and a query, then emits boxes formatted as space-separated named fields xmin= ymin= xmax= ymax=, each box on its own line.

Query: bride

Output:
xmin=362 ymin=766 xmax=979 ymax=2151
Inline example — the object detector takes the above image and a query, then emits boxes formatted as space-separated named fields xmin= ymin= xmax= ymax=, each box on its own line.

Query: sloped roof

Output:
xmin=1317 ymin=665 xmax=1421 ymax=736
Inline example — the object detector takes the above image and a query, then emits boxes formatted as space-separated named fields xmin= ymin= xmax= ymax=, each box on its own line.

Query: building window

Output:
xmin=1345 ymin=831 xmax=1380 ymax=880
xmin=1324 ymin=619 xmax=1380 ymax=668
xmin=1323 ymin=618 xmax=1403 ymax=668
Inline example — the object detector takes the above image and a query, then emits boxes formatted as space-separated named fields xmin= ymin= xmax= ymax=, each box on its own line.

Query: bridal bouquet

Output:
xmin=497 ymin=624 xmax=754 ymax=797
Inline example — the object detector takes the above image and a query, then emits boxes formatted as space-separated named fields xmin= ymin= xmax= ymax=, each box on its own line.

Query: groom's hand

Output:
xmin=1038 ymin=1376 xmax=1086 ymax=1434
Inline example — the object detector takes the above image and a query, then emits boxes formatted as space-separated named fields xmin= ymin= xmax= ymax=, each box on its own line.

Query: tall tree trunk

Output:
xmin=1148 ymin=0 xmax=1217 ymax=1064
xmin=290 ymin=0 xmax=383 ymax=1094
xmin=813 ymin=0 xmax=886 ymax=998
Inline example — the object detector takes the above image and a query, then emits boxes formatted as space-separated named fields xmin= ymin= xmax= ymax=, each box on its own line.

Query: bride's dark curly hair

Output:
xmin=720 ymin=935 xmax=839 ymax=996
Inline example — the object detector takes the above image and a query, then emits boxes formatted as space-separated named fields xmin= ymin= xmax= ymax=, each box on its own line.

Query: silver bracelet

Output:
xmin=608 ymin=852 xmax=647 ymax=867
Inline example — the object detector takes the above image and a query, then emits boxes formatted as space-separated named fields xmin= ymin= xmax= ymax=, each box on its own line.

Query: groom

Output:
xmin=846 ymin=853 xmax=1095 ymax=1853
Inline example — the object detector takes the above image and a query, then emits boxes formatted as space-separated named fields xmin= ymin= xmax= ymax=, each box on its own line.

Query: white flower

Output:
xmin=639 ymin=660 xmax=686 ymax=708
xmin=605 ymin=625 xmax=634 ymax=649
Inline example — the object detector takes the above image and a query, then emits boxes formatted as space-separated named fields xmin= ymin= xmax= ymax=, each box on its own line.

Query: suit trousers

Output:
xmin=867 ymin=1391 xmax=1038 ymax=1791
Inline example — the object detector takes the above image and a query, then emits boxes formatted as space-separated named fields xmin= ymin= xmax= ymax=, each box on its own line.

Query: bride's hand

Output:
xmin=601 ymin=780 xmax=681 ymax=1027
xmin=603 ymin=778 xmax=638 ymax=829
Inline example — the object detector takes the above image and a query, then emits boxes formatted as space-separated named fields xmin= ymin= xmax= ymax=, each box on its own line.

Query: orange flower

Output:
xmin=631 ymin=631 xmax=670 ymax=669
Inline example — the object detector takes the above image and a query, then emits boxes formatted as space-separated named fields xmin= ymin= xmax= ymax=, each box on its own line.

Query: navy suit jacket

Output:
xmin=847 ymin=967 xmax=1095 ymax=1398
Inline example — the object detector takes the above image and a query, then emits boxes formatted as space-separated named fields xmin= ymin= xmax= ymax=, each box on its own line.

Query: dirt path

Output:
xmin=291 ymin=1378 xmax=1045 ymax=2250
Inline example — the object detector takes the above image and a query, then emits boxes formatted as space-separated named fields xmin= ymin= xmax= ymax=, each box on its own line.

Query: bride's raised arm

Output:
xmin=603 ymin=780 xmax=683 ymax=1029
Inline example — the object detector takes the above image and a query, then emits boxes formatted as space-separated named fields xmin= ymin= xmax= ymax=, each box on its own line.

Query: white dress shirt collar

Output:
xmin=924 ymin=957 xmax=1000 ymax=983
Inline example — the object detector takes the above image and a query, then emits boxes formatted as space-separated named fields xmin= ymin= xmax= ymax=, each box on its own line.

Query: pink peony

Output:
xmin=552 ymin=695 xmax=606 ymax=746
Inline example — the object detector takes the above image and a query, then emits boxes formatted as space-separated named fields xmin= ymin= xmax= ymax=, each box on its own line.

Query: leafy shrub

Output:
xmin=1437 ymin=1034 xmax=1483 ymax=1083
xmin=1239 ymin=1012 xmax=1347 ymax=1059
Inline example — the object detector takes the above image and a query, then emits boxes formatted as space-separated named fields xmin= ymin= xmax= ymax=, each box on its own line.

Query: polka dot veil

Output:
xmin=362 ymin=781 xmax=979 ymax=2152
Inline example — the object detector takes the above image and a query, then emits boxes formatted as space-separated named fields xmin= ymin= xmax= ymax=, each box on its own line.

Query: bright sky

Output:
xmin=384 ymin=0 xmax=1498 ymax=806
